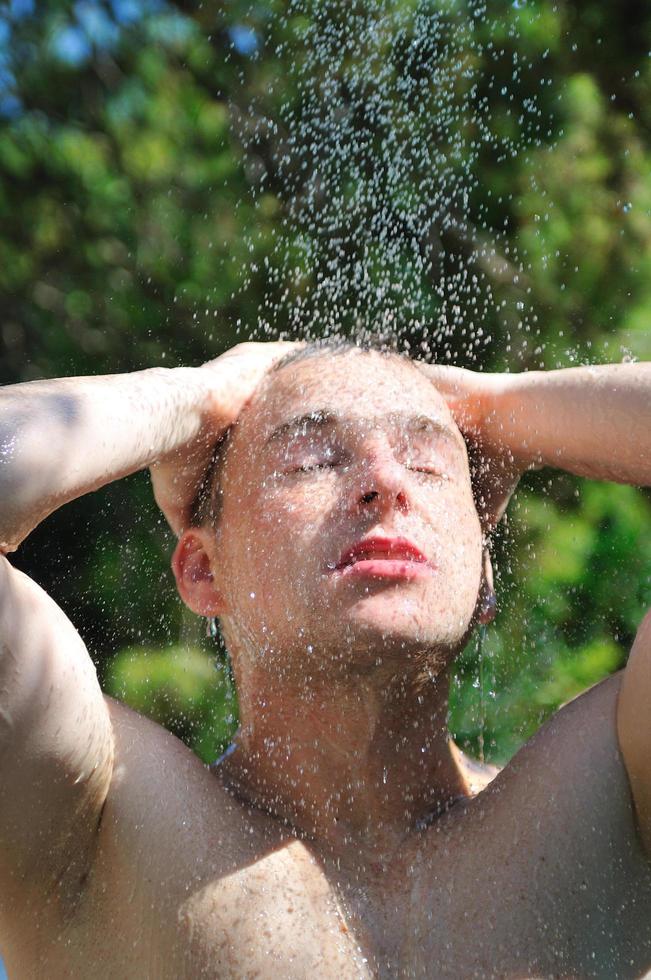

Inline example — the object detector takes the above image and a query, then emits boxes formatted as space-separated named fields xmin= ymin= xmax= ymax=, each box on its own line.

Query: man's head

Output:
xmin=173 ymin=344 xmax=492 ymax=691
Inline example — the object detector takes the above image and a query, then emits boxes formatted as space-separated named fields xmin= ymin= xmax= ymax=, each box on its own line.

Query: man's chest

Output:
xmin=70 ymin=807 xmax=651 ymax=980
xmin=52 ymin=680 xmax=651 ymax=978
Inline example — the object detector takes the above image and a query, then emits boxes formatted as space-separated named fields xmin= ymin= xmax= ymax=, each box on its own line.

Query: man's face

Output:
xmin=215 ymin=351 xmax=484 ymax=678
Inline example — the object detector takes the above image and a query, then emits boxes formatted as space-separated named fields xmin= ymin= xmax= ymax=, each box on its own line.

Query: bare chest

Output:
xmin=58 ymin=803 xmax=651 ymax=980
xmin=32 ymin=680 xmax=651 ymax=979
xmin=63 ymin=837 xmax=369 ymax=980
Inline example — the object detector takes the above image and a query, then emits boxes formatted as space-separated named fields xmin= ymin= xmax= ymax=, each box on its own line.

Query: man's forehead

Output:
xmin=251 ymin=351 xmax=452 ymax=433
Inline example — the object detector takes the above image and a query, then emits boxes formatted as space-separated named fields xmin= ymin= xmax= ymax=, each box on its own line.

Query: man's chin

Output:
xmin=327 ymin=626 xmax=457 ymax=689
xmin=349 ymin=589 xmax=465 ymax=631
xmin=334 ymin=602 xmax=468 ymax=667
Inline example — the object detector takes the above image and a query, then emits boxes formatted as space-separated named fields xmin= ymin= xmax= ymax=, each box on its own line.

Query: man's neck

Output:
xmin=218 ymin=660 xmax=470 ymax=863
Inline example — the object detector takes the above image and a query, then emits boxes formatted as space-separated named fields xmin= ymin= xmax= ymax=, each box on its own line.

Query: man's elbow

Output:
xmin=0 ymin=408 xmax=55 ymax=551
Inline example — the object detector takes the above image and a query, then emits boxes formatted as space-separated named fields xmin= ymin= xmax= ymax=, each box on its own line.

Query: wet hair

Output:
xmin=269 ymin=336 xmax=414 ymax=373
xmin=190 ymin=338 xmax=428 ymax=528
xmin=190 ymin=426 xmax=231 ymax=528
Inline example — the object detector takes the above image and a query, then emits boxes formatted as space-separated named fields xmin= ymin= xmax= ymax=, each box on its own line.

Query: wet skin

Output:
xmin=5 ymin=680 xmax=650 ymax=979
xmin=182 ymin=354 xmax=489 ymax=851
xmin=1 ymin=351 xmax=651 ymax=978
xmin=214 ymin=353 xmax=483 ymax=676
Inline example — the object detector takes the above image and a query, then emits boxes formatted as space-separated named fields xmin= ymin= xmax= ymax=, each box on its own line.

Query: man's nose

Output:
xmin=353 ymin=449 xmax=410 ymax=516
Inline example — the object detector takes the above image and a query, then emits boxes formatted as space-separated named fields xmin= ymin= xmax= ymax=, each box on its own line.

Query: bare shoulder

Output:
xmin=496 ymin=673 xmax=624 ymax=793
xmin=96 ymin=697 xmax=284 ymax=879
xmin=522 ymin=670 xmax=624 ymax=778
xmin=481 ymin=672 xmax=638 ymax=847
xmin=103 ymin=696 xmax=245 ymax=833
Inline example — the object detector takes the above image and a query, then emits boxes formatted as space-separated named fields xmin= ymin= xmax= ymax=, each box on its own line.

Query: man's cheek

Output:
xmin=435 ymin=524 xmax=482 ymax=597
xmin=241 ymin=522 xmax=311 ymax=608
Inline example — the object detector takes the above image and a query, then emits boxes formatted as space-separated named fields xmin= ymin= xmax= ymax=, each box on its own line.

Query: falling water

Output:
xmin=234 ymin=0 xmax=554 ymax=362
xmin=224 ymin=0 xmax=557 ymax=755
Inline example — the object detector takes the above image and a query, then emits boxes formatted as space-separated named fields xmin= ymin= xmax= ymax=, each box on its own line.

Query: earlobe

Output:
xmin=172 ymin=530 xmax=227 ymax=617
xmin=477 ymin=584 xmax=497 ymax=625
xmin=476 ymin=548 xmax=497 ymax=626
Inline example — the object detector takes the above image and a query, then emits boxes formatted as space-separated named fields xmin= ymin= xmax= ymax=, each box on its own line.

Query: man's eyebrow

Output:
xmin=265 ymin=410 xmax=338 ymax=445
xmin=265 ymin=410 xmax=461 ymax=447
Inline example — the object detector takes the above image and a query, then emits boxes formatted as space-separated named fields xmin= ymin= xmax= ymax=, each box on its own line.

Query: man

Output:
xmin=0 ymin=340 xmax=650 ymax=978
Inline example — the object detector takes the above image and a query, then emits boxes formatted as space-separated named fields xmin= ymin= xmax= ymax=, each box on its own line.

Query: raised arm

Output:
xmin=0 ymin=366 xmax=209 ymax=552
xmin=425 ymin=362 xmax=651 ymax=484
xmin=474 ymin=363 xmax=651 ymax=486
xmin=425 ymin=360 xmax=651 ymax=852
xmin=1 ymin=342 xmax=296 ymax=551
xmin=0 ymin=342 xmax=293 ymax=925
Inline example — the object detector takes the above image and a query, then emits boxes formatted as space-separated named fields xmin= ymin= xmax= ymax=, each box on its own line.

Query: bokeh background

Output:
xmin=2 ymin=0 xmax=651 ymax=776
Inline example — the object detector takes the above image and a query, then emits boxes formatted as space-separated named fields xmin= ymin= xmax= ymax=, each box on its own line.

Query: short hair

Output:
xmin=190 ymin=426 xmax=231 ymax=528
xmin=190 ymin=339 xmax=430 ymax=528
xmin=269 ymin=336 xmax=414 ymax=372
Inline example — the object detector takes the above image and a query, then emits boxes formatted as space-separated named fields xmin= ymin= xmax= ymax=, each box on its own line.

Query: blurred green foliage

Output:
xmin=106 ymin=643 xmax=238 ymax=761
xmin=1 ymin=0 xmax=650 ymax=763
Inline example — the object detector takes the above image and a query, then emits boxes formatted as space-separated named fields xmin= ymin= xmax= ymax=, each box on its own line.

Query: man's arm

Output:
xmin=0 ymin=366 xmax=220 ymax=552
xmin=428 ymin=361 xmax=651 ymax=850
xmin=0 ymin=363 xmax=218 ymax=916
xmin=0 ymin=554 xmax=113 ymax=897
xmin=0 ymin=343 xmax=293 ymax=917
xmin=478 ymin=363 xmax=651 ymax=486
xmin=487 ymin=364 xmax=651 ymax=851
xmin=618 ymin=612 xmax=651 ymax=854
xmin=425 ymin=362 xmax=651 ymax=488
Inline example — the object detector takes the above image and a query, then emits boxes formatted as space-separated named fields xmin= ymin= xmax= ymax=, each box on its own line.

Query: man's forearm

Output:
xmin=0 ymin=367 xmax=209 ymax=551
xmin=488 ymin=363 xmax=651 ymax=485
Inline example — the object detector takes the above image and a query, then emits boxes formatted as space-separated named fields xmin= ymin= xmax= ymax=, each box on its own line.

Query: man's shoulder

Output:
xmin=442 ymin=672 xmax=648 ymax=912
xmin=493 ymin=671 xmax=633 ymax=833
xmin=104 ymin=695 xmax=220 ymax=792
xmin=525 ymin=670 xmax=623 ymax=765
xmin=100 ymin=697 xmax=272 ymax=860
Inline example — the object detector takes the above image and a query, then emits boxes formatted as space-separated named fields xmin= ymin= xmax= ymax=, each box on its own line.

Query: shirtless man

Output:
xmin=0 ymin=341 xmax=650 ymax=978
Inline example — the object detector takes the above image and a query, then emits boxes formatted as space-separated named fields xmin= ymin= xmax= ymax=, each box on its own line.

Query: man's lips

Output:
xmin=328 ymin=536 xmax=434 ymax=578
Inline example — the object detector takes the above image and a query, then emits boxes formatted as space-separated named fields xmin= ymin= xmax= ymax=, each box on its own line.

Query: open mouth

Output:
xmin=330 ymin=536 xmax=434 ymax=578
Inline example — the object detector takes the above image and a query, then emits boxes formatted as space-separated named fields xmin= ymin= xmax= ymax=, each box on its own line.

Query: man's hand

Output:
xmin=151 ymin=342 xmax=300 ymax=535
xmin=420 ymin=365 xmax=525 ymax=531
xmin=421 ymin=361 xmax=651 ymax=532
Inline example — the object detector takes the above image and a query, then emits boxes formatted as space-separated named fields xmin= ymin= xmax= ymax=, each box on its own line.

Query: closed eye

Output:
xmin=407 ymin=465 xmax=447 ymax=478
xmin=293 ymin=460 xmax=340 ymax=473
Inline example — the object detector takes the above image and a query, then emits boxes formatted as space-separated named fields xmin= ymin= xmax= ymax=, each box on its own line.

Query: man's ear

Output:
xmin=172 ymin=528 xmax=227 ymax=617
xmin=476 ymin=547 xmax=497 ymax=626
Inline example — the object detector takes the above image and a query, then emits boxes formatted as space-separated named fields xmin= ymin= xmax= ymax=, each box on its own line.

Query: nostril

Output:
xmin=360 ymin=490 xmax=379 ymax=505
xmin=396 ymin=490 xmax=408 ymax=511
